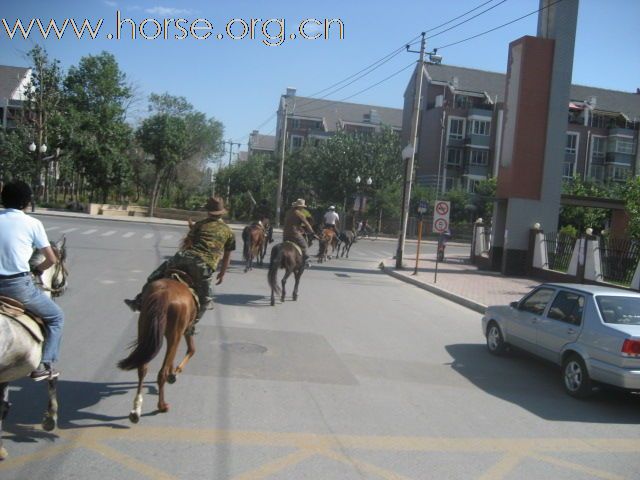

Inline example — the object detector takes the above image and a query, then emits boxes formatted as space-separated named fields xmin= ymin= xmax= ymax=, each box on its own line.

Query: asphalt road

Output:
xmin=1 ymin=216 xmax=639 ymax=479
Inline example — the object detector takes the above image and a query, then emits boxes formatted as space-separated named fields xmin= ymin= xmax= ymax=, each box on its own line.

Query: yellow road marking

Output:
xmin=530 ymin=452 xmax=627 ymax=480
xmin=85 ymin=441 xmax=179 ymax=480
xmin=478 ymin=451 xmax=529 ymax=480
xmin=231 ymin=449 xmax=317 ymax=480
xmin=2 ymin=426 xmax=639 ymax=480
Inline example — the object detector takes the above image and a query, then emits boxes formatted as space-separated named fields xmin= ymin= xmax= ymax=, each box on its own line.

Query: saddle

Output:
xmin=283 ymin=241 xmax=303 ymax=257
xmin=0 ymin=296 xmax=45 ymax=343
xmin=164 ymin=269 xmax=200 ymax=310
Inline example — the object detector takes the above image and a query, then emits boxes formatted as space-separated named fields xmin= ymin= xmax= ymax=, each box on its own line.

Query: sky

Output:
xmin=1 ymin=0 xmax=639 ymax=161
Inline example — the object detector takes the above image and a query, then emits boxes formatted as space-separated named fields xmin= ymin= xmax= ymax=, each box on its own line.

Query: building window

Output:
xmin=591 ymin=136 xmax=606 ymax=162
xmin=292 ymin=118 xmax=301 ymax=129
xmin=444 ymin=176 xmax=457 ymax=191
xmin=612 ymin=138 xmax=635 ymax=155
xmin=590 ymin=113 xmax=610 ymax=129
xmin=609 ymin=165 xmax=630 ymax=182
xmin=467 ymin=179 xmax=483 ymax=193
xmin=472 ymin=120 xmax=490 ymax=136
xmin=588 ymin=164 xmax=605 ymax=182
xmin=565 ymin=133 xmax=578 ymax=155
xmin=290 ymin=135 xmax=303 ymax=150
xmin=562 ymin=162 xmax=575 ymax=179
xmin=447 ymin=148 xmax=463 ymax=166
xmin=454 ymin=95 xmax=473 ymax=109
xmin=448 ymin=118 xmax=465 ymax=141
xmin=469 ymin=150 xmax=489 ymax=166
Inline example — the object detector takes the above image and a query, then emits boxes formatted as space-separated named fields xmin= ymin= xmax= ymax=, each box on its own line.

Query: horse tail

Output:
xmin=268 ymin=244 xmax=282 ymax=296
xmin=117 ymin=288 xmax=167 ymax=371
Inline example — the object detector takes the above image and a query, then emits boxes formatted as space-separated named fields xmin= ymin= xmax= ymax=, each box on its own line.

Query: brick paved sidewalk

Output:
xmin=381 ymin=252 xmax=540 ymax=314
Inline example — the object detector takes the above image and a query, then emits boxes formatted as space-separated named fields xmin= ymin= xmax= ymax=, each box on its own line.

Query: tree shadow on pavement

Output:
xmin=214 ymin=293 xmax=269 ymax=307
xmin=445 ymin=343 xmax=640 ymax=424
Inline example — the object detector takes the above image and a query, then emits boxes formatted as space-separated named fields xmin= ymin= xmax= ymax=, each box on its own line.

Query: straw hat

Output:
xmin=291 ymin=198 xmax=306 ymax=208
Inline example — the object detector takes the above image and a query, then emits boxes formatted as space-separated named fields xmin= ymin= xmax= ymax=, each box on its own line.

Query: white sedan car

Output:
xmin=482 ymin=283 xmax=640 ymax=398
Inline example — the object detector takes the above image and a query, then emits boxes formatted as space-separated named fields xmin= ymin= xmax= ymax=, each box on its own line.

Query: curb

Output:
xmin=379 ymin=261 xmax=487 ymax=315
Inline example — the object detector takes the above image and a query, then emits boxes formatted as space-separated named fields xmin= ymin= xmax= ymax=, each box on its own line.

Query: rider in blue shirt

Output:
xmin=0 ymin=181 xmax=64 ymax=381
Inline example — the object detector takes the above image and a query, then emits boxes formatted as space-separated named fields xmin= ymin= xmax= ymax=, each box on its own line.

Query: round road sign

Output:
xmin=434 ymin=218 xmax=449 ymax=233
xmin=435 ymin=201 xmax=449 ymax=216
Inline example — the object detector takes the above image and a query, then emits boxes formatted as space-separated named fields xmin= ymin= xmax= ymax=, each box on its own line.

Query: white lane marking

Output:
xmin=162 ymin=235 xmax=174 ymax=240
xmin=60 ymin=227 xmax=78 ymax=233
xmin=122 ymin=232 xmax=135 ymax=238
xmin=143 ymin=233 xmax=154 ymax=239
xmin=81 ymin=229 xmax=98 ymax=235
xmin=46 ymin=226 xmax=60 ymax=231
xmin=101 ymin=230 xmax=116 ymax=237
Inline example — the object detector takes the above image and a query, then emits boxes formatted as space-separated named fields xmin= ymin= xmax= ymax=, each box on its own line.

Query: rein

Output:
xmin=34 ymin=246 xmax=68 ymax=297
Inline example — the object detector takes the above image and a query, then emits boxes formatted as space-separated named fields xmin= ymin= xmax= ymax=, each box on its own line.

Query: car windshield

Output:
xmin=596 ymin=296 xmax=640 ymax=325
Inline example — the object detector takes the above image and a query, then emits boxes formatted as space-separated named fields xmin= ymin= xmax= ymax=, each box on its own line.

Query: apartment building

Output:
xmin=403 ymin=63 xmax=640 ymax=192
xmin=247 ymin=130 xmax=276 ymax=156
xmin=275 ymin=88 xmax=402 ymax=152
xmin=0 ymin=65 xmax=31 ymax=130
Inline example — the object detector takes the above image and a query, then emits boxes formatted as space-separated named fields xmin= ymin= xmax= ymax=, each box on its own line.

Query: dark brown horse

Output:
xmin=242 ymin=223 xmax=266 ymax=272
xmin=118 ymin=223 xmax=198 ymax=423
xmin=317 ymin=228 xmax=338 ymax=263
xmin=268 ymin=242 xmax=305 ymax=306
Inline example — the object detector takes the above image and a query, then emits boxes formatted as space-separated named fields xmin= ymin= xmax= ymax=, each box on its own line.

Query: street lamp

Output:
xmin=396 ymin=145 xmax=414 ymax=268
xmin=353 ymin=175 xmax=373 ymax=230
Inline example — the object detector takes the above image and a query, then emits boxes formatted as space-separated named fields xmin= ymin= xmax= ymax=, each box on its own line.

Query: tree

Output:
xmin=63 ymin=51 xmax=133 ymax=202
xmin=560 ymin=177 xmax=610 ymax=233
xmin=137 ymin=93 xmax=223 ymax=215
xmin=621 ymin=176 xmax=640 ymax=238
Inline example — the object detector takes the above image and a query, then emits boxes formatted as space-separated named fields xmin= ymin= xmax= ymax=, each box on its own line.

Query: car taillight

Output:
xmin=621 ymin=339 xmax=640 ymax=357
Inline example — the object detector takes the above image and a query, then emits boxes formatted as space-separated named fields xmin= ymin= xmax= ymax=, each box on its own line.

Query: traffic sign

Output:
xmin=432 ymin=200 xmax=451 ymax=234
xmin=417 ymin=200 xmax=428 ymax=214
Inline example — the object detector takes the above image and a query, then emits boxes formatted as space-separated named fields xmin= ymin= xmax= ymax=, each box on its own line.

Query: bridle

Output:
xmin=34 ymin=244 xmax=68 ymax=297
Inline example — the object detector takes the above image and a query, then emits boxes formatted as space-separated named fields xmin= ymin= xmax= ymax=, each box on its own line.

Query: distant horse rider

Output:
xmin=323 ymin=205 xmax=340 ymax=236
xmin=283 ymin=198 xmax=315 ymax=267
xmin=124 ymin=196 xmax=235 ymax=331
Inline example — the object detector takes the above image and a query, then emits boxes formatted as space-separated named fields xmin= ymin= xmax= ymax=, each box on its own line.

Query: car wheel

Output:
xmin=486 ymin=322 xmax=506 ymax=355
xmin=562 ymin=354 xmax=593 ymax=398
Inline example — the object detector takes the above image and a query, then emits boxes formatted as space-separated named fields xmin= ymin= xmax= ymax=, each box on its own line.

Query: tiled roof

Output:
xmin=286 ymin=96 xmax=402 ymax=131
xmin=249 ymin=134 xmax=276 ymax=151
xmin=424 ymin=64 xmax=640 ymax=118
xmin=0 ymin=65 xmax=30 ymax=100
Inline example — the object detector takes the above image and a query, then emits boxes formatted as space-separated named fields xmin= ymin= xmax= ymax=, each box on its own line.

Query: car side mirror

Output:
xmin=510 ymin=301 xmax=519 ymax=309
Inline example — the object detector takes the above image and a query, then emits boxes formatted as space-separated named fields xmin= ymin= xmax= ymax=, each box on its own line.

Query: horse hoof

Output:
xmin=42 ymin=415 xmax=56 ymax=432
xmin=293 ymin=296 xmax=298 ymax=301
xmin=270 ymin=299 xmax=275 ymax=306
xmin=158 ymin=404 xmax=170 ymax=413
xmin=129 ymin=411 xmax=140 ymax=424
xmin=0 ymin=446 xmax=7 ymax=461
xmin=167 ymin=373 xmax=177 ymax=384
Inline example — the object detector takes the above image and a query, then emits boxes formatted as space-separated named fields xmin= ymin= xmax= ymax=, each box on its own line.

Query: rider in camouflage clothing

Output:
xmin=124 ymin=197 xmax=235 ymax=325
xmin=283 ymin=198 xmax=315 ymax=265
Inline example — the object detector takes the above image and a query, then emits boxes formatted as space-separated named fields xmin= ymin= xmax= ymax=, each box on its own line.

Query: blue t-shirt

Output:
xmin=0 ymin=209 xmax=50 ymax=275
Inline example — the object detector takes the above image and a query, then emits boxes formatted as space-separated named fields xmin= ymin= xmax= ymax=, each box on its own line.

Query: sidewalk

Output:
xmin=380 ymin=253 xmax=539 ymax=314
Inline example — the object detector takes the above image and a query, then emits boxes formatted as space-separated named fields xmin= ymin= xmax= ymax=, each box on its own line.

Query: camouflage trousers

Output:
xmin=145 ymin=251 xmax=214 ymax=321
xmin=284 ymin=234 xmax=308 ymax=257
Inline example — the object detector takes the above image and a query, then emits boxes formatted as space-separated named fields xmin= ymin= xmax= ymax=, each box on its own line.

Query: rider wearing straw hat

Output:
xmin=283 ymin=198 xmax=315 ymax=265
xmin=124 ymin=196 xmax=235 ymax=327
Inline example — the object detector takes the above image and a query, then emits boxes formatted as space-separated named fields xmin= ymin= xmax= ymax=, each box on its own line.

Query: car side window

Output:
xmin=520 ymin=288 xmax=556 ymax=315
xmin=547 ymin=291 xmax=585 ymax=325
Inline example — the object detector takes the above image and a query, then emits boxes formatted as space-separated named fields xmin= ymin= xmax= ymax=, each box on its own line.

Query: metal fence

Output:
xmin=599 ymin=237 xmax=640 ymax=286
xmin=544 ymin=232 xmax=576 ymax=273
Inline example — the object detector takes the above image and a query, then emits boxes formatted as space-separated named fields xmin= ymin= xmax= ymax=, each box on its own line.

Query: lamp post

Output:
xmin=353 ymin=175 xmax=372 ymax=231
xmin=28 ymin=141 xmax=47 ymax=210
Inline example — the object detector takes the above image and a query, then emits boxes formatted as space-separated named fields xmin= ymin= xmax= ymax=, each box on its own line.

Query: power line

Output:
xmin=426 ymin=0 xmax=509 ymax=40
xmin=435 ymin=0 xmax=565 ymax=50
xmin=297 ymin=0 xmax=503 ymax=108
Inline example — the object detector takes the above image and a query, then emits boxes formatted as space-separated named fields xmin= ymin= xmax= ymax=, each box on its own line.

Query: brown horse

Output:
xmin=268 ymin=242 xmax=305 ymax=306
xmin=242 ymin=223 xmax=266 ymax=272
xmin=317 ymin=228 xmax=338 ymax=263
xmin=118 ymin=223 xmax=198 ymax=423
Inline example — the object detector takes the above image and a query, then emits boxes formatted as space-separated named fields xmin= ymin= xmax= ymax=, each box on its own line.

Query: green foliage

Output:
xmin=560 ymin=177 xmax=610 ymax=233
xmin=621 ymin=176 xmax=640 ymax=238
xmin=473 ymin=177 xmax=497 ymax=220
xmin=559 ymin=224 xmax=578 ymax=238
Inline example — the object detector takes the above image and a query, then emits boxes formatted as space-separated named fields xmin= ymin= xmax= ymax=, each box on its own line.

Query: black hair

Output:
xmin=1 ymin=180 xmax=33 ymax=209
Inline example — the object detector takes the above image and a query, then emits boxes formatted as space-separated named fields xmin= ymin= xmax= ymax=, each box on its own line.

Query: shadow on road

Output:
xmin=4 ymin=379 xmax=159 ymax=441
xmin=445 ymin=343 xmax=640 ymax=424
xmin=214 ymin=293 xmax=269 ymax=307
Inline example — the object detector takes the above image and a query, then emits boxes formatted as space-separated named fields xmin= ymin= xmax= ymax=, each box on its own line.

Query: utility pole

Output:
xmin=275 ymin=94 xmax=288 ymax=227
xmin=221 ymin=140 xmax=240 ymax=203
xmin=396 ymin=32 xmax=426 ymax=269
